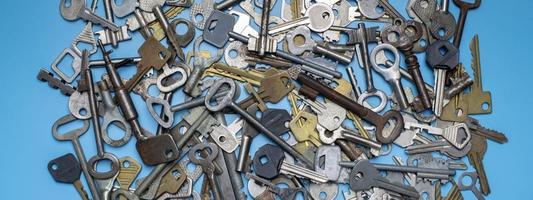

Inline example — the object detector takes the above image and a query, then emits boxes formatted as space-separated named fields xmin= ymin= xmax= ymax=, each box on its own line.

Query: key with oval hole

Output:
xmin=463 ymin=35 xmax=492 ymax=114
xmin=318 ymin=125 xmax=381 ymax=151
xmin=51 ymin=114 xmax=99 ymax=200
xmin=189 ymin=143 xmax=223 ymax=200
xmin=48 ymin=153 xmax=90 ymax=200
xmin=97 ymin=80 xmax=132 ymax=147
xmin=291 ymin=90 xmax=346 ymax=131
xmin=453 ymin=0 xmax=481 ymax=48
xmin=426 ymin=40 xmax=459 ymax=117
xmin=348 ymin=159 xmax=420 ymax=198
xmin=268 ymin=2 xmax=334 ymax=35
xmin=286 ymin=26 xmax=352 ymax=63
xmin=253 ymin=144 xmax=328 ymax=183
xmin=291 ymin=70 xmax=404 ymax=144
xmin=370 ymin=43 xmax=409 ymax=110
xmin=467 ymin=134 xmax=490 ymax=195
xmin=404 ymin=121 xmax=471 ymax=149
xmin=458 ymin=172 xmax=485 ymax=200
xmin=60 ymin=0 xmax=120 ymax=31
xmin=98 ymin=41 xmax=179 ymax=165
xmin=80 ymin=51 xmax=120 ymax=180
xmin=116 ymin=157 xmax=141 ymax=200
xmin=205 ymin=78 xmax=314 ymax=168
xmin=155 ymin=162 xmax=187 ymax=198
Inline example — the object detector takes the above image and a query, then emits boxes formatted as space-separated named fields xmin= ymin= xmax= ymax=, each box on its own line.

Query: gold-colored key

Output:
xmin=444 ymin=180 xmax=464 ymax=200
xmin=203 ymin=64 xmax=269 ymax=86
xmin=435 ymin=181 xmax=442 ymax=200
xmin=238 ymin=72 xmax=295 ymax=109
xmin=440 ymin=64 xmax=469 ymax=122
xmin=331 ymin=78 xmax=371 ymax=140
xmin=467 ymin=133 xmax=490 ymax=195
xmin=155 ymin=162 xmax=187 ymax=198
xmin=463 ymin=35 xmax=492 ymax=114
xmin=245 ymin=82 xmax=268 ymax=111
xmin=288 ymin=92 xmax=322 ymax=146
xmin=117 ymin=157 xmax=142 ymax=200
xmin=150 ymin=7 xmax=186 ymax=41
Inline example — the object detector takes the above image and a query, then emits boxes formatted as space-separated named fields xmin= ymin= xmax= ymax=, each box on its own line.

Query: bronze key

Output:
xmin=123 ymin=36 xmax=172 ymax=93
xmin=238 ymin=72 xmax=295 ymax=109
xmin=467 ymin=133 xmax=490 ymax=195
xmin=463 ymin=35 xmax=492 ymax=114
xmin=155 ymin=162 xmax=187 ymax=198
xmin=116 ymin=157 xmax=141 ymax=200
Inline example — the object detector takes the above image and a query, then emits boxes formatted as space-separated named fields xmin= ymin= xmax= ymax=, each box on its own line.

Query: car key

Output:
xmin=48 ymin=153 xmax=90 ymax=200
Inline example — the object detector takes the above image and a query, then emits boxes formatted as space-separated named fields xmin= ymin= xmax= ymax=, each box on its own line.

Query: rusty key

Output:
xmin=452 ymin=0 xmax=481 ymax=48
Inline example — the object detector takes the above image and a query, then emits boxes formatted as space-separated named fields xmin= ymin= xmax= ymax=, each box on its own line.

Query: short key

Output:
xmin=404 ymin=121 xmax=471 ymax=149
xmin=48 ymin=153 xmax=90 ymax=200
xmin=426 ymin=40 xmax=459 ymax=117
xmin=188 ymin=143 xmax=222 ymax=200
xmin=291 ymin=90 xmax=346 ymax=132
xmin=317 ymin=125 xmax=381 ymax=150
xmin=457 ymin=172 xmax=485 ymax=200
xmin=253 ymin=144 xmax=328 ymax=183
xmin=429 ymin=0 xmax=457 ymax=40
xmin=467 ymin=133 xmax=490 ymax=195
xmin=60 ymin=0 xmax=120 ymax=32
xmin=268 ymin=2 xmax=334 ymax=35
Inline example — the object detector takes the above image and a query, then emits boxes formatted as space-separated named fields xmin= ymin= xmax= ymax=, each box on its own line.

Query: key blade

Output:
xmin=468 ymin=152 xmax=491 ymax=195
xmin=73 ymin=180 xmax=90 ymax=200
xmin=79 ymin=8 xmax=120 ymax=32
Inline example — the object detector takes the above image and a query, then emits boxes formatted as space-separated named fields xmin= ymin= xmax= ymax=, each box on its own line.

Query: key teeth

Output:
xmin=37 ymin=68 xmax=77 ymax=96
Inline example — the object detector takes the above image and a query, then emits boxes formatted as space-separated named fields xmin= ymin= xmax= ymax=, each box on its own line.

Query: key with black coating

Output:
xmin=48 ymin=153 xmax=90 ymax=200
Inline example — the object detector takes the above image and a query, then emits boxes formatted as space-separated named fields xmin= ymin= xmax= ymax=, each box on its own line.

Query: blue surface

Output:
xmin=1 ymin=0 xmax=532 ymax=199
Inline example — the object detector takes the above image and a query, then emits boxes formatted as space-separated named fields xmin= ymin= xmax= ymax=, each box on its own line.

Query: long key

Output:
xmin=404 ymin=121 xmax=471 ymax=149
xmin=189 ymin=143 xmax=223 ymax=200
xmin=457 ymin=172 xmax=485 ymax=200
xmin=452 ymin=0 xmax=481 ymax=48
xmin=205 ymin=78 xmax=314 ymax=168
xmin=48 ymin=153 xmax=90 ymax=200
xmin=60 ymin=0 xmax=120 ymax=32
xmin=236 ymin=104 xmax=260 ymax=172
xmin=467 ymin=134 xmax=490 ymax=195
xmin=349 ymin=159 xmax=419 ymax=198
xmin=318 ymin=126 xmax=381 ymax=149
xmin=253 ymin=144 xmax=328 ymax=183
xmin=464 ymin=35 xmax=492 ymax=114
xmin=426 ymin=40 xmax=459 ymax=116
xmin=51 ymin=114 xmax=100 ymax=200
xmin=405 ymin=139 xmax=471 ymax=159
xmin=341 ymin=160 xmax=455 ymax=178
xmin=370 ymin=43 xmax=409 ymax=109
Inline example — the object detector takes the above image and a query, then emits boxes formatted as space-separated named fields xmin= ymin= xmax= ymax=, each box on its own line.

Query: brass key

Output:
xmin=464 ymin=35 xmax=492 ymax=114
xmin=467 ymin=133 xmax=490 ymax=195
xmin=123 ymin=37 xmax=172 ymax=92
xmin=440 ymin=64 xmax=469 ymax=122
xmin=288 ymin=92 xmax=322 ymax=147
xmin=444 ymin=179 xmax=464 ymax=200
xmin=116 ymin=157 xmax=141 ymax=200
xmin=238 ymin=72 xmax=295 ymax=109
xmin=155 ymin=162 xmax=187 ymax=198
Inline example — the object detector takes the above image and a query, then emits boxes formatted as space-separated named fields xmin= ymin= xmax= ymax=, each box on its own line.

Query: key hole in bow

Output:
xmin=114 ymin=0 xmax=124 ymax=6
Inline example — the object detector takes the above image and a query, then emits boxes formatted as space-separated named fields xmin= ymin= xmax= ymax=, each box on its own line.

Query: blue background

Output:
xmin=0 ymin=0 xmax=531 ymax=199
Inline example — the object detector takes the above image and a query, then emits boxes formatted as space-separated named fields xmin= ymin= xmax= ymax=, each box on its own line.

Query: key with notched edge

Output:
xmin=48 ymin=153 xmax=90 ymax=200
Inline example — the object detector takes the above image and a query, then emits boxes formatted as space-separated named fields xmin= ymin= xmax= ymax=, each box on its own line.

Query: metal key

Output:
xmin=429 ymin=0 xmax=457 ymax=40
xmin=467 ymin=134 xmax=490 ymax=195
xmin=80 ymin=50 xmax=120 ymax=180
xmin=205 ymin=78 xmax=314 ymax=168
xmin=291 ymin=90 xmax=346 ymax=131
xmin=48 ymin=153 xmax=90 ymax=200
xmin=452 ymin=0 xmax=481 ymax=48
xmin=405 ymin=121 xmax=471 ymax=149
xmin=236 ymin=104 xmax=260 ymax=172
xmin=342 ymin=159 xmax=455 ymax=179
xmin=466 ymin=117 xmax=507 ymax=144
xmin=318 ymin=126 xmax=381 ymax=149
xmin=285 ymin=26 xmax=353 ymax=63
xmin=155 ymin=162 xmax=187 ymax=198
xmin=51 ymin=114 xmax=99 ymax=200
xmin=463 ymin=35 xmax=492 ymax=114
xmin=269 ymin=2 xmax=334 ymax=34
xmin=457 ymin=172 xmax=485 ymax=200
xmin=370 ymin=43 xmax=409 ymax=109
xmin=253 ymin=144 xmax=328 ymax=183
xmin=426 ymin=40 xmax=459 ymax=116
xmin=405 ymin=139 xmax=471 ymax=159
xmin=60 ymin=0 xmax=120 ymax=31
xmin=188 ymin=143 xmax=222 ymax=200
xmin=348 ymin=159 xmax=420 ymax=198
xmin=116 ymin=157 xmax=141 ymax=200
xmin=97 ymin=80 xmax=132 ymax=147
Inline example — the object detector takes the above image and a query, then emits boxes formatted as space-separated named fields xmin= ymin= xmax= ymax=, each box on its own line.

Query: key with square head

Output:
xmin=426 ymin=40 xmax=459 ymax=117
xmin=98 ymin=41 xmax=179 ymax=166
xmin=453 ymin=0 xmax=481 ymax=48
xmin=48 ymin=153 xmax=90 ymax=200
xmin=464 ymin=35 xmax=492 ymax=114
xmin=458 ymin=172 xmax=485 ymax=200
xmin=188 ymin=143 xmax=222 ymax=200
xmin=348 ymin=159 xmax=420 ymax=199
xmin=205 ymin=78 xmax=314 ymax=168
xmin=253 ymin=144 xmax=329 ymax=183
xmin=52 ymin=114 xmax=100 ymax=200
xmin=60 ymin=0 xmax=120 ymax=31
xmin=467 ymin=133 xmax=490 ymax=195
xmin=79 ymin=50 xmax=120 ymax=180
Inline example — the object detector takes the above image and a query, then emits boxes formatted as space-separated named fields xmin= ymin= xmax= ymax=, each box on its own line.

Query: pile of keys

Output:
xmin=39 ymin=0 xmax=508 ymax=199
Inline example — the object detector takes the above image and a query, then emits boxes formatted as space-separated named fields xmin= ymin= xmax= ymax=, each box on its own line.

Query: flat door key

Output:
xmin=60 ymin=0 xmax=120 ymax=31
xmin=48 ymin=153 xmax=90 ymax=200
xmin=426 ymin=40 xmax=459 ymax=117
xmin=404 ymin=121 xmax=471 ymax=149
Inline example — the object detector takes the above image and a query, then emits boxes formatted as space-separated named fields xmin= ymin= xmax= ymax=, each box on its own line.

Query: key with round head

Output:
xmin=205 ymin=78 xmax=314 ymax=168
xmin=429 ymin=0 xmax=457 ymax=41
xmin=317 ymin=125 xmax=381 ymax=150
xmin=348 ymin=159 xmax=420 ymax=199
xmin=453 ymin=0 xmax=481 ymax=48
xmin=51 ymin=114 xmax=100 ymax=200
xmin=458 ymin=172 xmax=485 ymax=200
xmin=48 ymin=153 xmax=90 ymax=200
xmin=370 ymin=43 xmax=409 ymax=110
xmin=188 ymin=143 xmax=222 ymax=200
xmin=60 ymin=0 xmax=120 ymax=31
xmin=268 ymin=2 xmax=334 ymax=35
xmin=426 ymin=40 xmax=459 ymax=117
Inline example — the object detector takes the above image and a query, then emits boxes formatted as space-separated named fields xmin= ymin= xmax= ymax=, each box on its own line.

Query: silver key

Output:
xmin=268 ymin=2 xmax=334 ymax=34
xmin=458 ymin=172 xmax=486 ymax=200
xmin=291 ymin=90 xmax=346 ymax=131
xmin=405 ymin=139 xmax=471 ymax=159
xmin=318 ymin=125 xmax=381 ymax=150
xmin=60 ymin=0 xmax=120 ymax=31
xmin=404 ymin=121 xmax=471 ymax=149
xmin=314 ymin=145 xmax=341 ymax=181
xmin=370 ymin=43 xmax=409 ymax=110
xmin=280 ymin=156 xmax=329 ymax=183
xmin=341 ymin=159 xmax=455 ymax=179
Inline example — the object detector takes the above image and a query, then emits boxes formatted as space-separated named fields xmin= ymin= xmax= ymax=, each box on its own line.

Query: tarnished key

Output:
xmin=467 ymin=134 xmax=490 ymax=195
xmin=189 ymin=143 xmax=222 ymax=200
xmin=60 ymin=0 xmax=120 ymax=31
xmin=291 ymin=90 xmax=346 ymax=131
xmin=457 ymin=172 xmax=485 ymax=200
xmin=155 ymin=162 xmax=187 ymax=198
xmin=48 ymin=153 xmax=90 ymax=200
xmin=238 ymin=71 xmax=296 ymax=110
xmin=116 ymin=157 xmax=141 ymax=200
xmin=288 ymin=93 xmax=322 ymax=147
xmin=464 ymin=35 xmax=492 ymax=114
xmin=453 ymin=0 xmax=481 ymax=48
xmin=466 ymin=117 xmax=508 ymax=144
xmin=404 ymin=121 xmax=471 ymax=149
